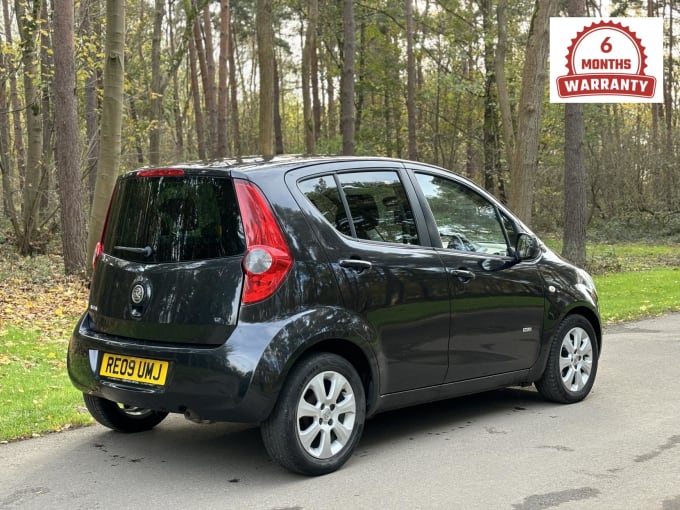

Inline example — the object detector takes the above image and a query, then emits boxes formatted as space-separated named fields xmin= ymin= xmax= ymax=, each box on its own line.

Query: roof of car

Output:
xmin=135 ymin=155 xmax=425 ymax=174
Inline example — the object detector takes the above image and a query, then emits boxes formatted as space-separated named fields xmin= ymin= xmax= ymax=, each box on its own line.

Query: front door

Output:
xmin=412 ymin=171 xmax=546 ymax=382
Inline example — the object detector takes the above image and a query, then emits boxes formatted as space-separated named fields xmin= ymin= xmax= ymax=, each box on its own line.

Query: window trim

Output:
xmin=408 ymin=169 xmax=519 ymax=258
xmin=295 ymin=167 xmax=432 ymax=248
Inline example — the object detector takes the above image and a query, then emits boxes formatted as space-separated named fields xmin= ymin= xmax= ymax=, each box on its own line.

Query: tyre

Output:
xmin=535 ymin=315 xmax=599 ymax=404
xmin=83 ymin=394 xmax=168 ymax=433
xmin=261 ymin=353 xmax=366 ymax=476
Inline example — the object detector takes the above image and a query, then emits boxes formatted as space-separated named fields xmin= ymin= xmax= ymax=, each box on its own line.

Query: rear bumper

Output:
xmin=67 ymin=313 xmax=275 ymax=423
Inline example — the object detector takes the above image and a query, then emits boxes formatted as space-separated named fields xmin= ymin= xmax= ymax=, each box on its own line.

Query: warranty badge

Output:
xmin=550 ymin=18 xmax=663 ymax=103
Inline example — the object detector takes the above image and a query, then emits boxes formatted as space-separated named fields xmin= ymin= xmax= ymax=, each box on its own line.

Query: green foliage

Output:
xmin=594 ymin=269 xmax=680 ymax=323
xmin=0 ymin=328 xmax=92 ymax=441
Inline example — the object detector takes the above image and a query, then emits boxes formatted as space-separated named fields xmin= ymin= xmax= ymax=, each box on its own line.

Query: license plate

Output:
xmin=99 ymin=353 xmax=169 ymax=386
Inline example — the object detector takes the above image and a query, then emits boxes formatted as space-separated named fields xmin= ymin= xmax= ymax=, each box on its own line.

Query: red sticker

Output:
xmin=556 ymin=20 xmax=656 ymax=99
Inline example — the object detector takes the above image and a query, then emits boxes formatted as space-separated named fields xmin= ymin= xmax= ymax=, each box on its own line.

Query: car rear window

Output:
xmin=103 ymin=174 xmax=245 ymax=263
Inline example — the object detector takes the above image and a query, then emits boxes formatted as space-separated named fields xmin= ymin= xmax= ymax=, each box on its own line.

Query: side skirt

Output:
xmin=369 ymin=369 xmax=531 ymax=418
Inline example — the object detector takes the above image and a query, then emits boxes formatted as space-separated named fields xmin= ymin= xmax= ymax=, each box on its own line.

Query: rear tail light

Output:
xmin=136 ymin=168 xmax=185 ymax=178
xmin=235 ymin=180 xmax=293 ymax=304
xmin=92 ymin=241 xmax=104 ymax=269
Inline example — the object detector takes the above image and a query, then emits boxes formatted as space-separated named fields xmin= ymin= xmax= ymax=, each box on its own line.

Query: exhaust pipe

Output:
xmin=184 ymin=409 xmax=214 ymax=424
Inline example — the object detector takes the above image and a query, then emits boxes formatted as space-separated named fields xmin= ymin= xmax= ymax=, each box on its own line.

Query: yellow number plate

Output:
xmin=99 ymin=353 xmax=169 ymax=386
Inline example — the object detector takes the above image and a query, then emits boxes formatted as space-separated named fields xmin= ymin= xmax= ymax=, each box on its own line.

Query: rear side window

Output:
xmin=103 ymin=175 xmax=245 ymax=263
xmin=299 ymin=171 xmax=419 ymax=245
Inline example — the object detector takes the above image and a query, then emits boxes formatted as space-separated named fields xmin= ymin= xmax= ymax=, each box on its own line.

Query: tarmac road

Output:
xmin=1 ymin=314 xmax=679 ymax=510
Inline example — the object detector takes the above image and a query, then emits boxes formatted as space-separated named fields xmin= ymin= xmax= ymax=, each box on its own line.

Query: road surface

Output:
xmin=2 ymin=314 xmax=679 ymax=509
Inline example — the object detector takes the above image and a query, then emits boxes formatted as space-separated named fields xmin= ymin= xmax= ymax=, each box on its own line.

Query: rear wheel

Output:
xmin=261 ymin=353 xmax=366 ymax=476
xmin=83 ymin=394 xmax=168 ymax=432
xmin=535 ymin=315 xmax=599 ymax=404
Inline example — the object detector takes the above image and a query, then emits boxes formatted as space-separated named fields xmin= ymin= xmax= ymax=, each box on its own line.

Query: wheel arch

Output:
xmin=527 ymin=303 xmax=602 ymax=382
xmin=302 ymin=338 xmax=378 ymax=416
xmin=250 ymin=307 xmax=380 ymax=420
xmin=565 ymin=305 xmax=602 ymax=357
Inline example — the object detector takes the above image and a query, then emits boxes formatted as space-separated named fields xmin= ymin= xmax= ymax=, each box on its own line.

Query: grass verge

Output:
xmin=594 ymin=268 xmax=680 ymax=323
xmin=0 ymin=327 xmax=93 ymax=440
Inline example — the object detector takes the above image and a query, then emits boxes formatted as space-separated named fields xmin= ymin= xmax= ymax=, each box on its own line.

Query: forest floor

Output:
xmin=0 ymin=237 xmax=88 ymax=340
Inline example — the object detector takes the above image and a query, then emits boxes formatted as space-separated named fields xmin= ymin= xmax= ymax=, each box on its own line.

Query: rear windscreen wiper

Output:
xmin=113 ymin=245 xmax=154 ymax=257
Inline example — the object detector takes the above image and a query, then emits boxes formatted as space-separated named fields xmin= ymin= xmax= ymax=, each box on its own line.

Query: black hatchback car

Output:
xmin=68 ymin=156 xmax=601 ymax=475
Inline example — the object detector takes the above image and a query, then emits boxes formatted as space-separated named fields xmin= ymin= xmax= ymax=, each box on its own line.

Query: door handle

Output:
xmin=449 ymin=268 xmax=475 ymax=282
xmin=339 ymin=259 xmax=373 ymax=272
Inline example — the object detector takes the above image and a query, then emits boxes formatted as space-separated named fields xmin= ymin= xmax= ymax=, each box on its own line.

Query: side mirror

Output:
xmin=516 ymin=233 xmax=540 ymax=261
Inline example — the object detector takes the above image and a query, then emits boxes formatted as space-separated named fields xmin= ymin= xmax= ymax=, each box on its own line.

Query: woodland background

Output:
xmin=0 ymin=0 xmax=679 ymax=277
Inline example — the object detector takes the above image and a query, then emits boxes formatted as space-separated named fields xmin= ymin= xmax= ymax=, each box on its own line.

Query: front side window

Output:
xmin=104 ymin=175 xmax=245 ymax=263
xmin=415 ymin=173 xmax=509 ymax=256
xmin=299 ymin=171 xmax=419 ymax=245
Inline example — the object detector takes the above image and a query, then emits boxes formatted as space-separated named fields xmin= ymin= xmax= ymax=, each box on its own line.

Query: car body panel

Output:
xmin=68 ymin=156 xmax=601 ymax=429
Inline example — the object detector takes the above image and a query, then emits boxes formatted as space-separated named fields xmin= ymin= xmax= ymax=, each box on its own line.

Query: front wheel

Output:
xmin=83 ymin=394 xmax=168 ymax=433
xmin=535 ymin=315 xmax=599 ymax=404
xmin=261 ymin=353 xmax=366 ymax=476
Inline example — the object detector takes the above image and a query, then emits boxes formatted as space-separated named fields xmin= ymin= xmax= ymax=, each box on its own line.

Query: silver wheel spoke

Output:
xmin=581 ymin=358 xmax=593 ymax=376
xmin=579 ymin=338 xmax=593 ymax=358
xmin=332 ymin=420 xmax=353 ymax=445
xmin=318 ymin=429 xmax=334 ymax=458
xmin=328 ymin=374 xmax=347 ymax=404
xmin=559 ymin=354 xmax=572 ymax=373
xmin=308 ymin=373 xmax=327 ymax=403
xmin=573 ymin=371 xmax=584 ymax=391
xmin=334 ymin=394 xmax=355 ymax=415
xmin=298 ymin=420 xmax=322 ymax=451
xmin=297 ymin=399 xmax=320 ymax=419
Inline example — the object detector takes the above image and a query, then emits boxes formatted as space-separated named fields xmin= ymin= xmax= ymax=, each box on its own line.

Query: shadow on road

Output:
xmin=35 ymin=386 xmax=550 ymax=481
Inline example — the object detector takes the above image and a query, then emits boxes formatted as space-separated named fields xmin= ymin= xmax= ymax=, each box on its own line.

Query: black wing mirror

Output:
xmin=515 ymin=233 xmax=540 ymax=261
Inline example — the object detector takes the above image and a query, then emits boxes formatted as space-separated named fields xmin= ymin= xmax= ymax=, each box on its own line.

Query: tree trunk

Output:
xmin=188 ymin=35 xmax=207 ymax=160
xmin=54 ymin=0 xmax=86 ymax=274
xmin=495 ymin=0 xmax=514 ymax=175
xmin=148 ymin=0 xmax=165 ymax=166
xmin=39 ymin=0 xmax=51 ymax=218
xmin=168 ymin=3 xmax=184 ymax=161
xmin=193 ymin=6 xmax=217 ymax=158
xmin=256 ymin=0 xmax=275 ymax=157
xmin=562 ymin=103 xmax=586 ymax=266
xmin=326 ymin=54 xmax=336 ymax=138
xmin=340 ymin=0 xmax=355 ymax=155
xmin=481 ymin=0 xmax=501 ymax=195
xmin=202 ymin=6 xmax=218 ymax=158
xmin=3 ymin=0 xmax=25 ymax=182
xmin=227 ymin=16 xmax=241 ymax=157
xmin=15 ymin=0 xmax=43 ymax=255
xmin=79 ymin=0 xmax=100 ymax=207
xmin=405 ymin=0 xmax=417 ymax=160
xmin=217 ymin=0 xmax=229 ymax=156
xmin=86 ymin=0 xmax=125 ymax=269
xmin=506 ymin=0 xmax=557 ymax=224
xmin=274 ymin=58 xmax=284 ymax=155
xmin=0 ymin=23 xmax=19 ymax=231
xmin=302 ymin=0 xmax=318 ymax=154
xmin=561 ymin=0 xmax=587 ymax=267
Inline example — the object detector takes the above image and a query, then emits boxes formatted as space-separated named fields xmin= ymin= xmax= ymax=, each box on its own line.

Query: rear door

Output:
xmin=293 ymin=163 xmax=451 ymax=394
xmin=89 ymin=169 xmax=246 ymax=346
xmin=410 ymin=170 xmax=546 ymax=382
